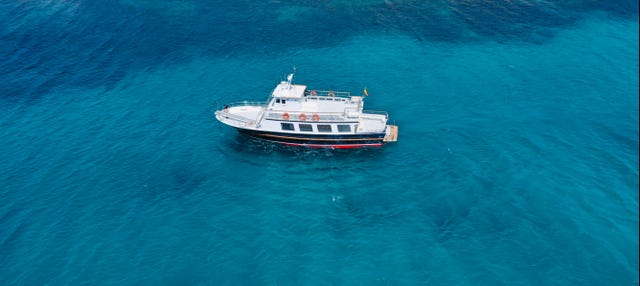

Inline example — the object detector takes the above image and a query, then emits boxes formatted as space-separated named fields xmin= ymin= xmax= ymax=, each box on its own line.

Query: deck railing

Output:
xmin=263 ymin=110 xmax=387 ymax=122
xmin=304 ymin=90 xmax=351 ymax=97
xmin=263 ymin=111 xmax=350 ymax=122
xmin=222 ymin=101 xmax=268 ymax=108
xmin=215 ymin=110 xmax=257 ymax=128
xmin=362 ymin=110 xmax=388 ymax=117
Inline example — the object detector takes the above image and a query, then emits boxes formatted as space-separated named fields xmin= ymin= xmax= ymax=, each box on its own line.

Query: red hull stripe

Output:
xmin=280 ymin=142 xmax=383 ymax=149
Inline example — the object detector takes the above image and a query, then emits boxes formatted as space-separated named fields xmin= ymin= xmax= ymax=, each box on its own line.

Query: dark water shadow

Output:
xmin=217 ymin=132 xmax=387 ymax=161
xmin=0 ymin=0 xmax=638 ymax=101
xmin=1 ymin=0 xmax=637 ymax=101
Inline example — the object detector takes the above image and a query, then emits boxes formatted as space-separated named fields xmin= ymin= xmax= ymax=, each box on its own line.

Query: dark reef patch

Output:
xmin=0 ymin=0 xmax=637 ymax=100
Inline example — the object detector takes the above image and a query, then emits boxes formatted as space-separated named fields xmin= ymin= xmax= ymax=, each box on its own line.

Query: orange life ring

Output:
xmin=282 ymin=112 xmax=290 ymax=120
xmin=309 ymin=90 xmax=317 ymax=96
xmin=299 ymin=113 xmax=307 ymax=121
xmin=311 ymin=114 xmax=320 ymax=121
xmin=328 ymin=91 xmax=335 ymax=97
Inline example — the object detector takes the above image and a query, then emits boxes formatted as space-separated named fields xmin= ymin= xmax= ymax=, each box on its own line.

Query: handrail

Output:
xmin=222 ymin=101 xmax=268 ymax=108
xmin=215 ymin=110 xmax=257 ymax=128
xmin=215 ymin=110 xmax=253 ymax=123
xmin=304 ymin=90 xmax=351 ymax=97
xmin=362 ymin=110 xmax=388 ymax=116
xmin=263 ymin=111 xmax=350 ymax=122
xmin=262 ymin=109 xmax=387 ymax=122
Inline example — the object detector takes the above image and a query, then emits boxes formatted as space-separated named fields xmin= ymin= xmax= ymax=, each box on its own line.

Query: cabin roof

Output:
xmin=272 ymin=82 xmax=307 ymax=99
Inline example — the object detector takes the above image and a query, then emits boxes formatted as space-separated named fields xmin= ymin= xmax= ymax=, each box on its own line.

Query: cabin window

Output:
xmin=280 ymin=123 xmax=295 ymax=131
xmin=299 ymin=124 xmax=313 ymax=132
xmin=276 ymin=99 xmax=281 ymax=103
xmin=317 ymin=124 xmax=332 ymax=132
xmin=337 ymin=125 xmax=351 ymax=132
xmin=281 ymin=99 xmax=286 ymax=104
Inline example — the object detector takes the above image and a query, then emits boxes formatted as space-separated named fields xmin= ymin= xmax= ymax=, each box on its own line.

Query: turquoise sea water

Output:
xmin=1 ymin=1 xmax=638 ymax=285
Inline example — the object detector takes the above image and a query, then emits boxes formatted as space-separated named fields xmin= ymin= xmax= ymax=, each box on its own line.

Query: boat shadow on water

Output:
xmin=222 ymin=133 xmax=388 ymax=158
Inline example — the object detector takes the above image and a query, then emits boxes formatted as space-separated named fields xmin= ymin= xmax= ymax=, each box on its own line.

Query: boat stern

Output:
xmin=383 ymin=125 xmax=398 ymax=142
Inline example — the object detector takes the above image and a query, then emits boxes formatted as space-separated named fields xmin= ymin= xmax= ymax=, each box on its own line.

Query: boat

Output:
xmin=214 ymin=71 xmax=398 ymax=149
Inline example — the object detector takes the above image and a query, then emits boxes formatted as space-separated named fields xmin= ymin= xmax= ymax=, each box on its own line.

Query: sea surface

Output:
xmin=0 ymin=1 xmax=638 ymax=285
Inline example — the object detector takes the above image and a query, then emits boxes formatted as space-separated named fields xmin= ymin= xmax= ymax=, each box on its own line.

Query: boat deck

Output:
xmin=383 ymin=125 xmax=398 ymax=142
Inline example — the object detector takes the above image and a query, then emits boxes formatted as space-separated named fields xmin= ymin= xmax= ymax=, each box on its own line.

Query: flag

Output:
xmin=363 ymin=87 xmax=369 ymax=97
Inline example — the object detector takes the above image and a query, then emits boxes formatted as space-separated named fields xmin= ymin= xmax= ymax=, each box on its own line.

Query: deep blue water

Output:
xmin=1 ymin=1 xmax=638 ymax=285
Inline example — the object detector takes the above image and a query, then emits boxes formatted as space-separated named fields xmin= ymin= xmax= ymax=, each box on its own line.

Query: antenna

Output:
xmin=286 ymin=66 xmax=296 ymax=88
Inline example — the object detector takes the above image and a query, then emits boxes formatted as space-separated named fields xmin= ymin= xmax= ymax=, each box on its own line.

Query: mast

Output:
xmin=286 ymin=67 xmax=296 ymax=88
